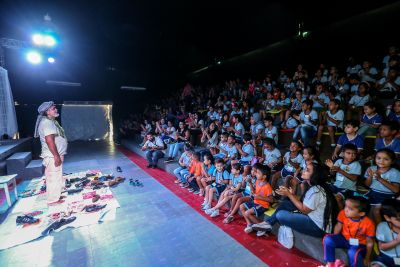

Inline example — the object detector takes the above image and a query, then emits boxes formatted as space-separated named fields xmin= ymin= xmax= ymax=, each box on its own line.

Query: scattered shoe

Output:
xmin=202 ymin=204 xmax=210 ymax=210
xmin=146 ymin=164 xmax=153 ymax=168
xmin=41 ymin=216 xmax=77 ymax=236
xmin=223 ymin=215 xmax=234 ymax=224
xmin=116 ymin=166 xmax=122 ymax=172
xmin=210 ymin=209 xmax=219 ymax=218
xmin=205 ymin=208 xmax=214 ymax=215
xmin=47 ymin=199 xmax=65 ymax=205
xmin=256 ymin=230 xmax=267 ymax=237
xmin=251 ymin=221 xmax=272 ymax=232
xmin=92 ymin=194 xmax=100 ymax=203
xmin=82 ymin=204 xmax=107 ymax=213
xmin=67 ymin=188 xmax=83 ymax=195
xmin=244 ymin=225 xmax=254 ymax=234
xmin=16 ymin=215 xmax=39 ymax=225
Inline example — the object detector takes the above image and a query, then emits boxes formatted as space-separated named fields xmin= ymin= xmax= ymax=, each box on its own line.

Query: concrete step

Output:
xmin=24 ymin=159 xmax=44 ymax=179
xmin=0 ymin=160 xmax=6 ymax=175
xmin=6 ymin=152 xmax=32 ymax=175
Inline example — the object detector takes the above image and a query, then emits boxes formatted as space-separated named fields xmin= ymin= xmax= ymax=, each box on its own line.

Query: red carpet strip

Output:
xmin=120 ymin=147 xmax=322 ymax=267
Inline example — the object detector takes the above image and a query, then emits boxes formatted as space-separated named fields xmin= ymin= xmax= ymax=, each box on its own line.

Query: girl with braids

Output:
xmin=252 ymin=163 xmax=339 ymax=238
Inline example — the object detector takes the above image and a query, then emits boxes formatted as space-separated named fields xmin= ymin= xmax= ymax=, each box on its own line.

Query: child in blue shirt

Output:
xmin=372 ymin=199 xmax=400 ymax=267
xmin=325 ymin=144 xmax=361 ymax=209
xmin=271 ymin=141 xmax=303 ymax=190
xmin=332 ymin=120 xmax=364 ymax=160
xmin=202 ymin=159 xmax=230 ymax=211
xmin=374 ymin=121 xmax=400 ymax=159
xmin=198 ymin=154 xmax=216 ymax=196
xmin=263 ymin=116 xmax=278 ymax=144
xmin=262 ymin=137 xmax=282 ymax=171
xmin=205 ymin=163 xmax=244 ymax=218
xmin=387 ymin=99 xmax=400 ymax=125
xmin=292 ymin=99 xmax=318 ymax=146
xmin=316 ymin=99 xmax=344 ymax=147
xmin=235 ymin=133 xmax=255 ymax=177
xmin=214 ymin=132 xmax=229 ymax=159
xmin=365 ymin=148 xmax=400 ymax=224
xmin=358 ymin=101 xmax=383 ymax=136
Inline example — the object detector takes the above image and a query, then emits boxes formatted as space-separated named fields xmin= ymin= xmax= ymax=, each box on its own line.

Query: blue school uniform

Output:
xmin=364 ymin=166 xmax=400 ymax=204
xmin=337 ymin=134 xmax=364 ymax=150
xmin=375 ymin=138 xmax=400 ymax=154
xmin=264 ymin=126 xmax=278 ymax=143
xmin=240 ymin=143 xmax=254 ymax=162
xmin=263 ymin=148 xmax=281 ymax=166
xmin=387 ymin=111 xmax=400 ymax=123
xmin=281 ymin=152 xmax=303 ymax=177
xmin=361 ymin=113 xmax=383 ymax=126
xmin=212 ymin=169 xmax=230 ymax=195
xmin=332 ymin=159 xmax=362 ymax=191
xmin=230 ymin=173 xmax=243 ymax=188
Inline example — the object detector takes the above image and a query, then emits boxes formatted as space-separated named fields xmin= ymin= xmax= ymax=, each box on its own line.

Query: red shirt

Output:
xmin=337 ymin=210 xmax=375 ymax=245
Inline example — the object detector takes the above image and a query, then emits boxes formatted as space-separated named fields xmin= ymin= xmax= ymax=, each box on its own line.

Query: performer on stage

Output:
xmin=34 ymin=101 xmax=68 ymax=205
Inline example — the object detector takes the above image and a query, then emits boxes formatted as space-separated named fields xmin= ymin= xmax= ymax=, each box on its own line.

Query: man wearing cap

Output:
xmin=34 ymin=101 xmax=68 ymax=205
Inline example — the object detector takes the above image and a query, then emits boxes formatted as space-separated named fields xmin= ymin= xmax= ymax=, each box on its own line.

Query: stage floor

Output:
xmin=0 ymin=141 xmax=267 ymax=267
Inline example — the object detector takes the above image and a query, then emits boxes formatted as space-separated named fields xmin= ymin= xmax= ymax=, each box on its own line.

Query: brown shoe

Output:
xmin=92 ymin=194 xmax=100 ymax=203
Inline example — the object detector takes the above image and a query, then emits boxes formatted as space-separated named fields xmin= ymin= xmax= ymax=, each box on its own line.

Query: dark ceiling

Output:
xmin=0 ymin=0 xmax=399 ymax=97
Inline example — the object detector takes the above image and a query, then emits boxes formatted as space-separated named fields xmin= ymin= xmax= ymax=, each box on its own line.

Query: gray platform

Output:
xmin=6 ymin=152 xmax=32 ymax=175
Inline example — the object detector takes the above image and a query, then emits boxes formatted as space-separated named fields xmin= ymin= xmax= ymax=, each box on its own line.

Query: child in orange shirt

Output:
xmin=240 ymin=163 xmax=274 ymax=236
xmin=185 ymin=152 xmax=203 ymax=194
xmin=323 ymin=195 xmax=375 ymax=267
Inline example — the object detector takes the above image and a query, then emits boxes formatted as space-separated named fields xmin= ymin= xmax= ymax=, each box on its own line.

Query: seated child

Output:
xmin=387 ymin=99 xmax=400 ymax=124
xmin=316 ymin=99 xmax=344 ymax=147
xmin=291 ymin=146 xmax=320 ymax=195
xmin=235 ymin=133 xmax=255 ymax=177
xmin=213 ymin=132 xmax=229 ymax=159
xmin=365 ymin=148 xmax=400 ymax=224
xmin=223 ymin=166 xmax=257 ymax=224
xmin=270 ymin=141 xmax=303 ymax=190
xmin=205 ymin=163 xmax=243 ymax=217
xmin=222 ymin=135 xmax=238 ymax=166
xmin=240 ymin=164 xmax=274 ymax=236
xmin=372 ymin=199 xmax=400 ymax=267
xmin=292 ymin=99 xmax=318 ymax=146
xmin=261 ymin=138 xmax=282 ymax=171
xmin=332 ymin=120 xmax=364 ymax=160
xmin=347 ymin=82 xmax=371 ymax=121
xmin=374 ymin=121 xmax=400 ymax=160
xmin=263 ymin=116 xmax=278 ymax=144
xmin=197 ymin=154 xmax=216 ymax=196
xmin=325 ymin=144 xmax=362 ymax=209
xmin=201 ymin=159 xmax=230 ymax=210
xmin=284 ymin=89 xmax=304 ymax=123
xmin=323 ymin=195 xmax=375 ymax=267
xmin=184 ymin=152 xmax=203 ymax=193
xmin=358 ymin=101 xmax=382 ymax=136
xmin=173 ymin=145 xmax=193 ymax=184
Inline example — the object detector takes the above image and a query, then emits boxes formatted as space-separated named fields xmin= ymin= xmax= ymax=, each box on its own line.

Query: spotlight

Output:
xmin=44 ymin=35 xmax=56 ymax=47
xmin=48 ymin=57 xmax=55 ymax=63
xmin=32 ymin=34 xmax=44 ymax=45
xmin=26 ymin=51 xmax=42 ymax=64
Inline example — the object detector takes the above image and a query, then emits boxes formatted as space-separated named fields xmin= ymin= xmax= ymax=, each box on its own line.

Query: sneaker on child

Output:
xmin=244 ymin=225 xmax=254 ymax=234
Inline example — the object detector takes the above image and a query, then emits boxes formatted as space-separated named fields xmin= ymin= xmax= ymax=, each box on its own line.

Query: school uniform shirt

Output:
xmin=375 ymin=138 xmax=400 ymax=155
xmin=283 ymin=152 xmax=304 ymax=173
xmin=291 ymin=98 xmax=305 ymax=111
xmin=203 ymin=164 xmax=216 ymax=176
xmin=300 ymin=110 xmax=318 ymax=130
xmin=337 ymin=210 xmax=375 ymax=245
xmin=229 ymin=173 xmax=243 ymax=188
xmin=376 ymin=221 xmax=400 ymax=258
xmin=364 ymin=166 xmax=400 ymax=194
xmin=326 ymin=110 xmax=344 ymax=129
xmin=337 ymin=134 xmax=364 ymax=150
xmin=361 ymin=113 xmax=383 ymax=126
xmin=221 ymin=121 xmax=231 ymax=132
xmin=264 ymin=126 xmax=278 ymax=143
xmin=350 ymin=84 xmax=359 ymax=94
xmin=276 ymin=98 xmax=290 ymax=107
xmin=218 ymin=141 xmax=228 ymax=153
xmin=388 ymin=111 xmax=400 ymax=123
xmin=333 ymin=159 xmax=362 ymax=191
xmin=303 ymin=185 xmax=330 ymax=232
xmin=359 ymin=68 xmax=378 ymax=83
xmin=263 ymin=99 xmax=276 ymax=110
xmin=254 ymin=181 xmax=273 ymax=208
xmin=378 ymin=76 xmax=400 ymax=92
xmin=180 ymin=152 xmax=192 ymax=167
xmin=263 ymin=148 xmax=282 ymax=165
xmin=244 ymin=176 xmax=256 ymax=195
xmin=225 ymin=144 xmax=238 ymax=159
xmin=348 ymin=94 xmax=371 ymax=107
xmin=250 ymin=123 xmax=264 ymax=137
xmin=346 ymin=65 xmax=362 ymax=75
xmin=241 ymin=143 xmax=255 ymax=162
xmin=213 ymin=169 xmax=230 ymax=184
xmin=311 ymin=93 xmax=330 ymax=109
xmin=234 ymin=122 xmax=245 ymax=138
xmin=207 ymin=111 xmax=218 ymax=120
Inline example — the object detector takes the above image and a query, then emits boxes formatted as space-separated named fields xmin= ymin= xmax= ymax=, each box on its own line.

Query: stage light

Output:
xmin=32 ymin=34 xmax=44 ymax=45
xmin=48 ymin=57 xmax=55 ymax=63
xmin=26 ymin=51 xmax=42 ymax=64
xmin=44 ymin=35 xmax=56 ymax=47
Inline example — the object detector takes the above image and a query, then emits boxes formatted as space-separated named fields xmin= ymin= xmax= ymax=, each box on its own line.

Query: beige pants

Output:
xmin=43 ymin=156 xmax=64 ymax=203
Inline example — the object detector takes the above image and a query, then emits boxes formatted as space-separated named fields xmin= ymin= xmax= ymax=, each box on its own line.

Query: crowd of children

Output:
xmin=136 ymin=46 xmax=400 ymax=266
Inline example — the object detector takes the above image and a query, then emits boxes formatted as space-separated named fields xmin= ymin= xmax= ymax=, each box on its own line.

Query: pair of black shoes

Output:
xmin=41 ymin=216 xmax=77 ymax=236
xmin=82 ymin=204 xmax=107 ymax=213
xmin=146 ymin=164 xmax=157 ymax=169
xmin=16 ymin=215 xmax=39 ymax=225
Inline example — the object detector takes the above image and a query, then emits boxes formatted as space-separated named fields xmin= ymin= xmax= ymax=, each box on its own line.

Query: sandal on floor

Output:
xmin=223 ymin=215 xmax=234 ymax=224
